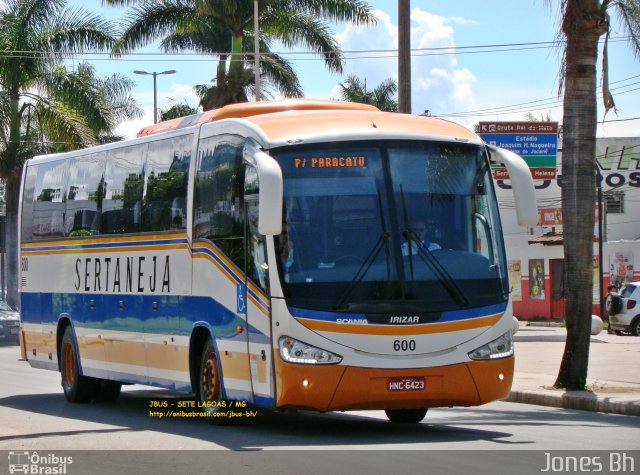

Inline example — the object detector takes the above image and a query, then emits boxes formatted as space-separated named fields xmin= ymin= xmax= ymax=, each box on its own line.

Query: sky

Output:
xmin=68 ymin=0 xmax=640 ymax=139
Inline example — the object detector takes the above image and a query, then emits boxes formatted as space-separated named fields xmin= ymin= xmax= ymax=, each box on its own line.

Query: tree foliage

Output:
xmin=160 ymin=100 xmax=200 ymax=121
xmin=0 ymin=0 xmax=140 ymax=307
xmin=337 ymin=75 xmax=398 ymax=111
xmin=106 ymin=0 xmax=375 ymax=108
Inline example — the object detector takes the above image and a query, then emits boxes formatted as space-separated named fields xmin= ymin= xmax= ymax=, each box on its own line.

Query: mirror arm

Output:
xmin=243 ymin=139 xmax=283 ymax=235
xmin=486 ymin=145 xmax=538 ymax=227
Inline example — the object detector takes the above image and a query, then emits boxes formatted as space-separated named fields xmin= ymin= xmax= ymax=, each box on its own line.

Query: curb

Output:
xmin=513 ymin=335 xmax=566 ymax=342
xmin=505 ymin=390 xmax=640 ymax=417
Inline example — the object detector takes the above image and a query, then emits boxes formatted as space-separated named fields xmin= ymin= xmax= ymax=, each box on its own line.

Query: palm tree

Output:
xmin=72 ymin=62 xmax=144 ymax=145
xmin=0 ymin=0 xmax=121 ymax=307
xmin=338 ymin=75 xmax=398 ymax=111
xmin=160 ymin=100 xmax=199 ymax=121
xmin=106 ymin=0 xmax=375 ymax=108
xmin=554 ymin=0 xmax=640 ymax=390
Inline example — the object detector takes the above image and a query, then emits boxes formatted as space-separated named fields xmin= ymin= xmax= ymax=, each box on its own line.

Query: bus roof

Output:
xmin=137 ymin=99 xmax=379 ymax=137
xmin=137 ymin=99 xmax=478 ymax=144
xmin=243 ymin=109 xmax=479 ymax=145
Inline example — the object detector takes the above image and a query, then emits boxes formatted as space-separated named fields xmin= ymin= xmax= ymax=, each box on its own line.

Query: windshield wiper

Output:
xmin=333 ymin=189 xmax=392 ymax=311
xmin=403 ymin=228 xmax=470 ymax=307
xmin=397 ymin=184 xmax=468 ymax=307
xmin=333 ymin=231 xmax=389 ymax=311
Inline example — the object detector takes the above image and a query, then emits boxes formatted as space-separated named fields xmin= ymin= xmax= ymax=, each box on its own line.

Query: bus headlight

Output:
xmin=468 ymin=331 xmax=513 ymax=360
xmin=279 ymin=336 xmax=342 ymax=365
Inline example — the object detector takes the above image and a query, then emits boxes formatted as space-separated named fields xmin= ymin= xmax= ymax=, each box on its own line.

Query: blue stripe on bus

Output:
xmin=191 ymin=244 xmax=271 ymax=316
xmin=192 ymin=245 xmax=242 ymax=286
xmin=20 ymin=292 xmax=270 ymax=345
xmin=287 ymin=301 xmax=508 ymax=324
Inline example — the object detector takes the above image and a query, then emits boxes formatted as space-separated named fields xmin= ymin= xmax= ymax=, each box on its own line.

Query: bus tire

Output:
xmin=60 ymin=326 xmax=95 ymax=403
xmin=198 ymin=338 xmax=222 ymax=411
xmin=384 ymin=408 xmax=428 ymax=424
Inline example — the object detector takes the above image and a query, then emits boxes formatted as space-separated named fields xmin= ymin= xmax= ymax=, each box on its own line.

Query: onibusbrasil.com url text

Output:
xmin=148 ymin=409 xmax=258 ymax=419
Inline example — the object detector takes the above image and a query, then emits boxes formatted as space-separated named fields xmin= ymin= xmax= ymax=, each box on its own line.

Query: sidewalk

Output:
xmin=507 ymin=321 xmax=640 ymax=416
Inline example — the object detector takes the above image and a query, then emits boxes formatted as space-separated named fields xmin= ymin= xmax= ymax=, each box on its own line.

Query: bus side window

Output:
xmin=142 ymin=134 xmax=191 ymax=232
xmin=21 ymin=164 xmax=39 ymax=242
xmin=32 ymin=159 xmax=68 ymax=240
xmin=103 ymin=144 xmax=146 ymax=234
xmin=193 ymin=134 xmax=245 ymax=270
xmin=65 ymin=152 xmax=106 ymax=237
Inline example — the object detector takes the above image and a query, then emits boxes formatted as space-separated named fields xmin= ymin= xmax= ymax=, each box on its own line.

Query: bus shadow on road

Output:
xmin=0 ymin=387 xmax=528 ymax=449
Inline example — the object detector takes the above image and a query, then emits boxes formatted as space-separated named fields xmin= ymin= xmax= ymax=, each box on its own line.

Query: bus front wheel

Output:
xmin=385 ymin=408 xmax=428 ymax=424
xmin=60 ymin=326 xmax=95 ymax=403
xmin=198 ymin=338 xmax=222 ymax=407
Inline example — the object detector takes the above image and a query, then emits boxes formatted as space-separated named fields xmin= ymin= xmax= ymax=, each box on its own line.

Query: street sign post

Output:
xmin=478 ymin=121 xmax=559 ymax=179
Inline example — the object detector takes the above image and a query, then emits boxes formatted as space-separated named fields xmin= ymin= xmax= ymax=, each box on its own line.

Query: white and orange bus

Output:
xmin=19 ymin=99 xmax=537 ymax=423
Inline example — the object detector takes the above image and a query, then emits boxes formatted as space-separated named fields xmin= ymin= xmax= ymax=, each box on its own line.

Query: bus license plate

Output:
xmin=10 ymin=327 xmax=19 ymax=334
xmin=387 ymin=377 xmax=425 ymax=392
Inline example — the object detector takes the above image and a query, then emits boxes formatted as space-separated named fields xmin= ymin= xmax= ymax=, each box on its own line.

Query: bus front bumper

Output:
xmin=274 ymin=356 xmax=514 ymax=412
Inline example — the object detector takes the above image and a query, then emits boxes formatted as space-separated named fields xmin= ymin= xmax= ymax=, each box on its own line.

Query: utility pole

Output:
xmin=398 ymin=0 xmax=411 ymax=113
xmin=254 ymin=0 xmax=261 ymax=101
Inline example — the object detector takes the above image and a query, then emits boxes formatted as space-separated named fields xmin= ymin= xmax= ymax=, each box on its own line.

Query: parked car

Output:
xmin=0 ymin=301 xmax=20 ymax=345
xmin=606 ymin=281 xmax=640 ymax=336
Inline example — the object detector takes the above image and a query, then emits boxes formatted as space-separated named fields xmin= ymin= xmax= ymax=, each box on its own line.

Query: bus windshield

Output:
xmin=270 ymin=140 xmax=508 ymax=316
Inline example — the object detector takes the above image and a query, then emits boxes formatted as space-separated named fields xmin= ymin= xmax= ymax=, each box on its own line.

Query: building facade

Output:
xmin=495 ymin=136 xmax=640 ymax=320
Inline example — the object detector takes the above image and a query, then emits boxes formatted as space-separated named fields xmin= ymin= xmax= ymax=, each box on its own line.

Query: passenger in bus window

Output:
xmin=251 ymin=236 xmax=268 ymax=292
xmin=402 ymin=218 xmax=442 ymax=256
xmin=279 ymin=224 xmax=295 ymax=279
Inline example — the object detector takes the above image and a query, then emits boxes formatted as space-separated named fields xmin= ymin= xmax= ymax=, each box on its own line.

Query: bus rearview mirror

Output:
xmin=243 ymin=140 xmax=283 ymax=235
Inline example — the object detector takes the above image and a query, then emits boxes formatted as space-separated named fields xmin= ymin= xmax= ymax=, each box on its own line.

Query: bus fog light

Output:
xmin=279 ymin=336 xmax=342 ymax=365
xmin=468 ymin=332 xmax=513 ymax=360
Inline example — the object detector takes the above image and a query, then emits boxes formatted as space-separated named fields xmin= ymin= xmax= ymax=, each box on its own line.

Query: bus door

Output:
xmin=243 ymin=165 xmax=274 ymax=403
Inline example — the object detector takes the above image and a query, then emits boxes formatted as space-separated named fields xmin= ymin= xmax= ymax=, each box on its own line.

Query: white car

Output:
xmin=606 ymin=281 xmax=640 ymax=336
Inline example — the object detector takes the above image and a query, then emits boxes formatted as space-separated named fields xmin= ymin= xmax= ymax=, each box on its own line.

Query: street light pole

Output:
xmin=133 ymin=69 xmax=176 ymax=123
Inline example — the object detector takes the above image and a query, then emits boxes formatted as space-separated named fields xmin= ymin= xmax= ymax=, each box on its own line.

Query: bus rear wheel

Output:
xmin=385 ymin=408 xmax=428 ymax=424
xmin=60 ymin=326 xmax=95 ymax=403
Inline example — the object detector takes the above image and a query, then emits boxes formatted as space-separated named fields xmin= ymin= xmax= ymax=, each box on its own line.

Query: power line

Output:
xmin=0 ymin=35 xmax=632 ymax=61
xmin=437 ymin=78 xmax=640 ymax=118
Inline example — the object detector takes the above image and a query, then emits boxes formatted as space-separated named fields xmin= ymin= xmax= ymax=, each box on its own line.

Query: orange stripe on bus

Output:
xmin=219 ymin=351 xmax=251 ymax=380
xmin=248 ymin=293 xmax=270 ymax=317
xmin=22 ymin=243 xmax=189 ymax=256
xmin=193 ymin=253 xmax=238 ymax=285
xmin=21 ymin=233 xmax=188 ymax=248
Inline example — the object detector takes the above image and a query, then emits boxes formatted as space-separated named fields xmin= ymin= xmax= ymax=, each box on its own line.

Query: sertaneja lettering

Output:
xmin=75 ymin=255 xmax=171 ymax=293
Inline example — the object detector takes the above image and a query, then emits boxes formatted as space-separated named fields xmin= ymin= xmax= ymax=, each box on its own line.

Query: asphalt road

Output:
xmin=1 ymin=346 xmax=639 ymax=475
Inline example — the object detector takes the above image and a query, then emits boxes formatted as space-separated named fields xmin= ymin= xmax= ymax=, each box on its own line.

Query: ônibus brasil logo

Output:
xmin=8 ymin=451 xmax=73 ymax=474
